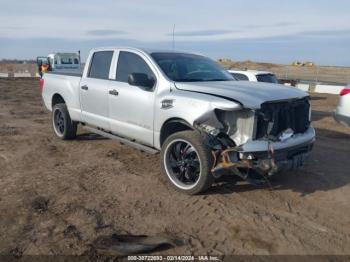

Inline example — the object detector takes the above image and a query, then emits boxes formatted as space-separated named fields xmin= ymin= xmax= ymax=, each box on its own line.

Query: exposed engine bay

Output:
xmin=255 ymin=97 xmax=311 ymax=141
xmin=195 ymin=97 xmax=313 ymax=184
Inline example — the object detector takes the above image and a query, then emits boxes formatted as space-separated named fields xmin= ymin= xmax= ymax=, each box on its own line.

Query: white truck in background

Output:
xmin=228 ymin=70 xmax=279 ymax=83
xmin=47 ymin=53 xmax=81 ymax=72
xmin=37 ymin=52 xmax=81 ymax=77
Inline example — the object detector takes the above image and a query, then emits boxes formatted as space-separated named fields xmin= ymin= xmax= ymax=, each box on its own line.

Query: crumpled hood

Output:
xmin=175 ymin=80 xmax=308 ymax=109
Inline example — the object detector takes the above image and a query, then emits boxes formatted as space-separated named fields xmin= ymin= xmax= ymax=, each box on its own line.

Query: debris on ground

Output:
xmin=63 ymin=225 xmax=83 ymax=241
xmin=31 ymin=196 xmax=49 ymax=213
xmin=92 ymin=234 xmax=181 ymax=256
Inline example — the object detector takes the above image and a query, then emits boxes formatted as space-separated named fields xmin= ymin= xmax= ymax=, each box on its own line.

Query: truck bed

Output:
xmin=42 ymin=71 xmax=82 ymax=122
xmin=46 ymin=69 xmax=82 ymax=77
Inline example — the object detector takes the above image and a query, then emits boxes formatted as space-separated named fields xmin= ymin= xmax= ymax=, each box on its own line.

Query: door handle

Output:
xmin=81 ymin=85 xmax=88 ymax=90
xmin=109 ymin=89 xmax=119 ymax=96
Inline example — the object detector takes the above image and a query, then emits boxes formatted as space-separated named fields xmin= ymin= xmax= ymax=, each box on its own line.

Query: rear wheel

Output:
xmin=52 ymin=103 xmax=77 ymax=140
xmin=161 ymin=130 xmax=214 ymax=195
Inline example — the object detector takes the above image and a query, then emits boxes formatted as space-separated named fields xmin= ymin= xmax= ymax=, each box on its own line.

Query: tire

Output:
xmin=161 ymin=130 xmax=214 ymax=195
xmin=52 ymin=103 xmax=77 ymax=140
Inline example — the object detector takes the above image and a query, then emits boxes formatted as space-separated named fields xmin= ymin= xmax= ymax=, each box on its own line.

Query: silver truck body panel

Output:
xmin=240 ymin=127 xmax=315 ymax=152
xmin=175 ymin=81 xmax=308 ymax=109
xmin=42 ymin=73 xmax=83 ymax=122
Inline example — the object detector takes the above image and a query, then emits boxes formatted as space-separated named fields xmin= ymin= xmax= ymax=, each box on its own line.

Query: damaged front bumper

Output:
xmin=211 ymin=127 xmax=315 ymax=181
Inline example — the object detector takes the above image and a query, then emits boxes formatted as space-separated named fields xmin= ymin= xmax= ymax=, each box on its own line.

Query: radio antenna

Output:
xmin=172 ymin=24 xmax=176 ymax=50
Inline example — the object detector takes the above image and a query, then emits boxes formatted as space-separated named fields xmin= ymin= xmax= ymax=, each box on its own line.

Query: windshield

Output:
xmin=256 ymin=74 xmax=279 ymax=83
xmin=151 ymin=52 xmax=234 ymax=82
xmin=37 ymin=57 xmax=48 ymax=65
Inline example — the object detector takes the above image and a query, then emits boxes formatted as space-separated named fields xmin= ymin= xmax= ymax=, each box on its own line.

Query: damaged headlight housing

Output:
xmin=215 ymin=109 xmax=256 ymax=146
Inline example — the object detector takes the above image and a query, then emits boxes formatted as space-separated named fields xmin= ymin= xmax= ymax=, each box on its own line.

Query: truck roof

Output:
xmin=90 ymin=46 xmax=203 ymax=56
xmin=48 ymin=52 xmax=79 ymax=57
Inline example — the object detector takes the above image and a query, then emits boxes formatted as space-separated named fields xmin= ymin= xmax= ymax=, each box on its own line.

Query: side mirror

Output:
xmin=128 ymin=73 xmax=155 ymax=90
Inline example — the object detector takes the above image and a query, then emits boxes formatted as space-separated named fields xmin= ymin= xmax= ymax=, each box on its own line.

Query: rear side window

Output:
xmin=256 ymin=74 xmax=279 ymax=83
xmin=88 ymin=51 xmax=113 ymax=79
xmin=116 ymin=51 xmax=155 ymax=83
xmin=231 ymin=73 xmax=249 ymax=81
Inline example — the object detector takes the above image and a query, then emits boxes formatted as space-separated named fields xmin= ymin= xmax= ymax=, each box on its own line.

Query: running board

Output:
xmin=83 ymin=126 xmax=159 ymax=155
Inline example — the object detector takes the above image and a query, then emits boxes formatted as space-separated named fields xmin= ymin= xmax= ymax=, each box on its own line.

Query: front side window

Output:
xmin=88 ymin=51 xmax=113 ymax=79
xmin=37 ymin=57 xmax=48 ymax=65
xmin=151 ymin=52 xmax=234 ymax=82
xmin=116 ymin=51 xmax=155 ymax=84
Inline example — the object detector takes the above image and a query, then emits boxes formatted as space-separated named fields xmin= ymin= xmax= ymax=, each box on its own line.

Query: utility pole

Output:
xmin=172 ymin=24 xmax=176 ymax=50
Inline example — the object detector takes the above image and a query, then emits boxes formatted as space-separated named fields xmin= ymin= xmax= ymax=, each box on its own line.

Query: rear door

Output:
xmin=108 ymin=50 xmax=157 ymax=146
xmin=80 ymin=50 xmax=114 ymax=130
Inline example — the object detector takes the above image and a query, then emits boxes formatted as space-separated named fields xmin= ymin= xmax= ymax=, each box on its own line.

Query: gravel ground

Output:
xmin=0 ymin=78 xmax=350 ymax=258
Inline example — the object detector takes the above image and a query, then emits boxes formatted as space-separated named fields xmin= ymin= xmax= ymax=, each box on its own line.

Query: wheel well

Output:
xmin=160 ymin=118 xmax=193 ymax=146
xmin=52 ymin=94 xmax=65 ymax=108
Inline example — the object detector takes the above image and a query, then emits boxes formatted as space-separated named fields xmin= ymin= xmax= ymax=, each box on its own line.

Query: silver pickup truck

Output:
xmin=41 ymin=47 xmax=315 ymax=194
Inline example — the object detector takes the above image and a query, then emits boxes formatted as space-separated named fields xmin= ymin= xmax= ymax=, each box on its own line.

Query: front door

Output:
xmin=108 ymin=51 xmax=156 ymax=146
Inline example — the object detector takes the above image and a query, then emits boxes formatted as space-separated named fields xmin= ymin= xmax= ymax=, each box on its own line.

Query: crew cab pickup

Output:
xmin=41 ymin=47 xmax=315 ymax=194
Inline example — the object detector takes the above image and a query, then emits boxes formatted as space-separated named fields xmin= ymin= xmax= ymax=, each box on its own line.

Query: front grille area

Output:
xmin=255 ymin=97 xmax=310 ymax=140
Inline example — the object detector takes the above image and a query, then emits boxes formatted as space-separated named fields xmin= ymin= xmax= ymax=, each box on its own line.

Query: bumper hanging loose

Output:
xmin=211 ymin=137 xmax=314 ymax=184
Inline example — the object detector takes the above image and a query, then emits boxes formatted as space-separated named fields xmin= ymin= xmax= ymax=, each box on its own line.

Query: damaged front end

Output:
xmin=195 ymin=97 xmax=315 ymax=184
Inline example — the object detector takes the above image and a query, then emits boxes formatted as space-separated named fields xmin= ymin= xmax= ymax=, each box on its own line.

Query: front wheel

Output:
xmin=52 ymin=103 xmax=77 ymax=140
xmin=161 ymin=130 xmax=214 ymax=195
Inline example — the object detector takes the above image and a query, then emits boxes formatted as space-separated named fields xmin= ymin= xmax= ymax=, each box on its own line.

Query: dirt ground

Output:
xmin=0 ymin=78 xmax=350 ymax=257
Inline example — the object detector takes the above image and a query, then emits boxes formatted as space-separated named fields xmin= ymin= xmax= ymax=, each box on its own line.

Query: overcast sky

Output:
xmin=0 ymin=0 xmax=350 ymax=66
